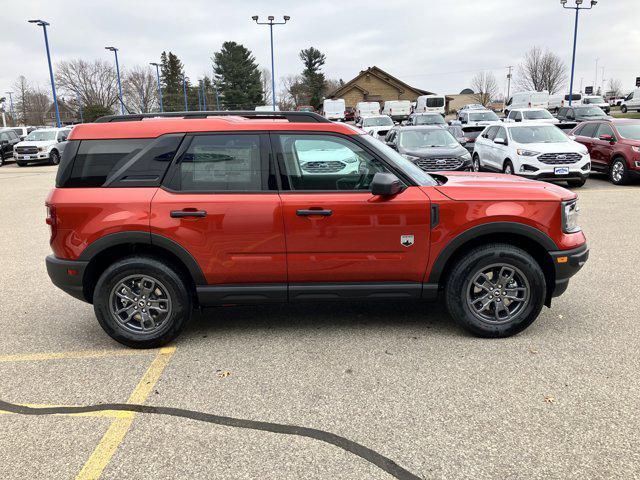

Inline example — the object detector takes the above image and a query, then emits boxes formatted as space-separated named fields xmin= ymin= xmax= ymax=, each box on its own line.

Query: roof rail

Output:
xmin=94 ymin=110 xmax=331 ymax=124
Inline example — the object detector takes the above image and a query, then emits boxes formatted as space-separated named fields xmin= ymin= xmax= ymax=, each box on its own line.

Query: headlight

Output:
xmin=38 ymin=147 xmax=45 ymax=152
xmin=561 ymin=199 xmax=581 ymax=234
xmin=402 ymin=154 xmax=420 ymax=161
xmin=460 ymin=152 xmax=471 ymax=161
xmin=516 ymin=149 xmax=540 ymax=157
xmin=632 ymin=146 xmax=640 ymax=153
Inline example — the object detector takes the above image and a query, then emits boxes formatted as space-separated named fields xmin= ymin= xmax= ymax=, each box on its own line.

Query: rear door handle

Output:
xmin=296 ymin=209 xmax=333 ymax=217
xmin=170 ymin=210 xmax=207 ymax=218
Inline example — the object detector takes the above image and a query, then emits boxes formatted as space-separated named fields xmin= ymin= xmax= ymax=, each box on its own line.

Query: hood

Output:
xmin=432 ymin=172 xmax=576 ymax=201
xmin=363 ymin=126 xmax=393 ymax=135
xmin=516 ymin=140 xmax=586 ymax=154
xmin=403 ymin=145 xmax=467 ymax=158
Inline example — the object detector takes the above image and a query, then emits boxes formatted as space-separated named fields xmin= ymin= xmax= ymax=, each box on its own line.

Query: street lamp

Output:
xmin=252 ymin=15 xmax=290 ymax=111
xmin=105 ymin=47 xmax=125 ymax=115
xmin=150 ymin=62 xmax=163 ymax=112
xmin=561 ymin=0 xmax=598 ymax=105
xmin=28 ymin=19 xmax=61 ymax=127
xmin=5 ymin=92 xmax=15 ymax=125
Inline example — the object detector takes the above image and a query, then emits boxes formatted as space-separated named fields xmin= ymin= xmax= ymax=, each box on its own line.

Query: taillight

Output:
xmin=46 ymin=204 xmax=57 ymax=242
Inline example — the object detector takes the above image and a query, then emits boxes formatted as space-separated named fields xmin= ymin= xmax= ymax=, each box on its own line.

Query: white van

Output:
xmin=355 ymin=102 xmax=380 ymax=121
xmin=255 ymin=105 xmax=280 ymax=112
xmin=621 ymin=88 xmax=640 ymax=113
xmin=505 ymin=91 xmax=549 ymax=114
xmin=322 ymin=99 xmax=346 ymax=121
xmin=382 ymin=100 xmax=411 ymax=122
xmin=416 ymin=95 xmax=446 ymax=115
xmin=548 ymin=93 xmax=582 ymax=112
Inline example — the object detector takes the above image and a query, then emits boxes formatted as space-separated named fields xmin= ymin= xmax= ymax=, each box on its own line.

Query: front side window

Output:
xmin=514 ymin=112 xmax=523 ymax=121
xmin=175 ymin=135 xmax=263 ymax=191
xmin=595 ymin=123 xmax=615 ymax=139
xmin=575 ymin=123 xmax=598 ymax=138
xmin=0 ymin=132 xmax=9 ymax=142
xmin=277 ymin=134 xmax=391 ymax=191
xmin=485 ymin=126 xmax=499 ymax=140
xmin=495 ymin=127 xmax=507 ymax=141
xmin=509 ymin=126 xmax=570 ymax=144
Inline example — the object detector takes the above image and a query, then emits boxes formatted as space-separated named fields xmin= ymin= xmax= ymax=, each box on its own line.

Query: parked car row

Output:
xmin=0 ymin=126 xmax=72 ymax=167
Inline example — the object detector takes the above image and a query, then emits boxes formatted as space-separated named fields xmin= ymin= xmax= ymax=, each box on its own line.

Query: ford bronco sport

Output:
xmin=45 ymin=111 xmax=589 ymax=348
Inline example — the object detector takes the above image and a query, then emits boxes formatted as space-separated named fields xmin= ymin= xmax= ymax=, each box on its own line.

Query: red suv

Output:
xmin=571 ymin=119 xmax=640 ymax=185
xmin=45 ymin=111 xmax=588 ymax=348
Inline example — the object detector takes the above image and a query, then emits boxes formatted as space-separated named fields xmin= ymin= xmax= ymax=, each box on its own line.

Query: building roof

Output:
xmin=327 ymin=66 xmax=433 ymax=99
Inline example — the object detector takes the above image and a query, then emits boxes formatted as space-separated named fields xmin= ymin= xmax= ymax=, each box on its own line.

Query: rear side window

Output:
xmin=426 ymin=97 xmax=444 ymax=107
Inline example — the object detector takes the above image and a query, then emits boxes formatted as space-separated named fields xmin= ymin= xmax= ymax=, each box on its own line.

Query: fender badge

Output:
xmin=401 ymin=235 xmax=414 ymax=247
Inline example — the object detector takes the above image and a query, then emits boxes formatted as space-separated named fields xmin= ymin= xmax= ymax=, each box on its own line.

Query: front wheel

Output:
xmin=621 ymin=105 xmax=628 ymax=114
xmin=49 ymin=150 xmax=60 ymax=165
xmin=472 ymin=154 xmax=481 ymax=172
xmin=93 ymin=256 xmax=192 ymax=348
xmin=610 ymin=158 xmax=629 ymax=185
xmin=503 ymin=160 xmax=514 ymax=175
xmin=445 ymin=244 xmax=546 ymax=337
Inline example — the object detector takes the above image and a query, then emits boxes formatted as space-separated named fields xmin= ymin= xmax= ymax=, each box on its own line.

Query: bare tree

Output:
xmin=607 ymin=78 xmax=624 ymax=97
xmin=55 ymin=59 xmax=119 ymax=111
xmin=123 ymin=66 xmax=158 ymax=113
xmin=471 ymin=71 xmax=499 ymax=106
xmin=10 ymin=76 xmax=51 ymax=125
xmin=516 ymin=46 xmax=567 ymax=94
xmin=280 ymin=74 xmax=307 ymax=107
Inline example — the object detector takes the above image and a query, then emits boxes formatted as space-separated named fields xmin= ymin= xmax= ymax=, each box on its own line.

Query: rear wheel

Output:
xmin=93 ymin=256 xmax=192 ymax=348
xmin=445 ymin=244 xmax=546 ymax=337
xmin=503 ymin=160 xmax=514 ymax=175
xmin=610 ymin=158 xmax=629 ymax=185
xmin=621 ymin=105 xmax=628 ymax=114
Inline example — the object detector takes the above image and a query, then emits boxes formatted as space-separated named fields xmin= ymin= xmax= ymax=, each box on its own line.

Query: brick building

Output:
xmin=327 ymin=66 xmax=433 ymax=109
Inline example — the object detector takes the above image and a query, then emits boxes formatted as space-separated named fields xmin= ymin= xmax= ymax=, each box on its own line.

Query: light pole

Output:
xmin=561 ymin=0 xmax=598 ymax=106
xmin=28 ymin=19 xmax=61 ymax=127
xmin=5 ymin=92 xmax=15 ymax=125
xmin=252 ymin=15 xmax=290 ymax=111
xmin=200 ymin=80 xmax=207 ymax=110
xmin=150 ymin=62 xmax=163 ymax=112
xmin=106 ymin=47 xmax=125 ymax=115
xmin=182 ymin=74 xmax=188 ymax=111
xmin=76 ymin=91 xmax=83 ymax=123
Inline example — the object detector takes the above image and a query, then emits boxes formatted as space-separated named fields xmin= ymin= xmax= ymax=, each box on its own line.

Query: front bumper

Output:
xmin=46 ymin=255 xmax=89 ymax=302
xmin=549 ymin=243 xmax=589 ymax=298
xmin=16 ymin=153 xmax=50 ymax=162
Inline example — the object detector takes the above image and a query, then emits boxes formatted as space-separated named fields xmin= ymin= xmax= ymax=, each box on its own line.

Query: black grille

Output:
xmin=414 ymin=157 xmax=463 ymax=171
xmin=537 ymin=153 xmax=582 ymax=164
xmin=302 ymin=161 xmax=346 ymax=173
xmin=16 ymin=146 xmax=38 ymax=155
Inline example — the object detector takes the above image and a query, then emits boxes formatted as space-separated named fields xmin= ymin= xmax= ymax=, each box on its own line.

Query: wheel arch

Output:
xmin=428 ymin=222 xmax=558 ymax=305
xmin=79 ymin=231 xmax=205 ymax=304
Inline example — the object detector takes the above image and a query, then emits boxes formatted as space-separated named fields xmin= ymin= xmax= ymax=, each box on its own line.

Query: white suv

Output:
xmin=472 ymin=123 xmax=590 ymax=187
xmin=14 ymin=127 xmax=71 ymax=166
xmin=504 ymin=108 xmax=559 ymax=125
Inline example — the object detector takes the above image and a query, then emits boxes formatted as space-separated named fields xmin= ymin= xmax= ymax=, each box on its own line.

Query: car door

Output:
xmin=590 ymin=123 xmax=616 ymax=171
xmin=151 ymin=132 xmax=287 ymax=293
xmin=0 ymin=132 xmax=10 ymax=158
xmin=573 ymin=122 xmax=598 ymax=166
xmin=480 ymin=126 xmax=499 ymax=169
xmin=272 ymin=132 xmax=431 ymax=293
xmin=492 ymin=127 xmax=509 ymax=170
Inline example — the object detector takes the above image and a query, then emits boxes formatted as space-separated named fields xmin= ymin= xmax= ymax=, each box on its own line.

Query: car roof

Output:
xmin=70 ymin=114 xmax=359 ymax=140
xmin=502 ymin=121 xmax=556 ymax=128
xmin=510 ymin=108 xmax=548 ymax=112
xmin=398 ymin=125 xmax=446 ymax=131
xmin=412 ymin=112 xmax=442 ymax=116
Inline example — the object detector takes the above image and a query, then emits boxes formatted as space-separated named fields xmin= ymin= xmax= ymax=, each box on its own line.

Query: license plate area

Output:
xmin=554 ymin=167 xmax=569 ymax=175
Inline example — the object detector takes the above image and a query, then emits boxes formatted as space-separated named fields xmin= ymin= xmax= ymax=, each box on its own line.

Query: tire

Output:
xmin=609 ymin=158 xmax=629 ymax=185
xmin=503 ymin=160 xmax=514 ymax=175
xmin=93 ymin=256 xmax=192 ymax=348
xmin=472 ymin=154 xmax=481 ymax=172
xmin=16 ymin=161 xmax=26 ymax=167
xmin=445 ymin=243 xmax=546 ymax=338
xmin=49 ymin=150 xmax=60 ymax=165
xmin=567 ymin=178 xmax=587 ymax=188
xmin=0 ymin=155 xmax=4 ymax=167
xmin=620 ymin=105 xmax=628 ymax=114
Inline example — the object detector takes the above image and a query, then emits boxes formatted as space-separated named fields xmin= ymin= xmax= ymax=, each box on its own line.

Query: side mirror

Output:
xmin=370 ymin=172 xmax=404 ymax=196
xmin=599 ymin=134 xmax=615 ymax=143
xmin=494 ymin=137 xmax=507 ymax=145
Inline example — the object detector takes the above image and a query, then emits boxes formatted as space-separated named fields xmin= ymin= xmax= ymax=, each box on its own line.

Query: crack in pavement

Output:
xmin=0 ymin=399 xmax=422 ymax=480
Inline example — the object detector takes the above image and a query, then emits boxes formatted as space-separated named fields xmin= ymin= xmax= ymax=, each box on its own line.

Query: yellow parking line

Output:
xmin=75 ymin=346 xmax=176 ymax=480
xmin=0 ymin=404 xmax=132 ymax=419
xmin=0 ymin=349 xmax=157 ymax=363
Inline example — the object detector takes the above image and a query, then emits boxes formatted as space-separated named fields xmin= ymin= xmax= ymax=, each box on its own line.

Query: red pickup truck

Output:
xmin=46 ymin=112 xmax=588 ymax=348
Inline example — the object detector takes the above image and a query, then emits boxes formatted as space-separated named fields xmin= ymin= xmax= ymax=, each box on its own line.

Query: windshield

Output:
xmin=362 ymin=116 xmax=394 ymax=127
xmin=24 ymin=130 xmax=57 ymax=142
xmin=576 ymin=107 xmax=606 ymax=117
xmin=414 ymin=114 xmax=445 ymax=125
xmin=584 ymin=97 xmax=605 ymax=104
xmin=616 ymin=124 xmax=640 ymax=141
xmin=399 ymin=129 xmax=459 ymax=149
xmin=510 ymin=125 xmax=570 ymax=144
xmin=523 ymin=110 xmax=554 ymax=120
xmin=469 ymin=111 xmax=499 ymax=122
xmin=359 ymin=134 xmax=437 ymax=186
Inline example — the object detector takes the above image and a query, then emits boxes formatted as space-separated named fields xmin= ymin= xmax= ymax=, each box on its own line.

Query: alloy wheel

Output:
xmin=109 ymin=275 xmax=172 ymax=334
xmin=465 ymin=263 xmax=530 ymax=324
xmin=611 ymin=161 xmax=624 ymax=183
xmin=473 ymin=157 xmax=481 ymax=172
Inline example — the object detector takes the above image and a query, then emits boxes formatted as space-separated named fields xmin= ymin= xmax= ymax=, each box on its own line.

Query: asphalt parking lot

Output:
xmin=0 ymin=163 xmax=639 ymax=480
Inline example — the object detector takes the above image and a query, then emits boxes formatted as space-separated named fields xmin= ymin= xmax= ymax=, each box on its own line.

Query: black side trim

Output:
xmin=289 ymin=282 xmax=422 ymax=301
xmin=46 ymin=255 xmax=89 ymax=302
xmin=430 ymin=204 xmax=439 ymax=229
xmin=77 ymin=231 xmax=207 ymax=285
xmin=197 ymin=284 xmax=287 ymax=305
xmin=428 ymin=222 xmax=558 ymax=284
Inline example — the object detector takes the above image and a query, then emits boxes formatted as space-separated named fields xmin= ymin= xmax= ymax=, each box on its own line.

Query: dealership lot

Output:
xmin=0 ymin=164 xmax=639 ymax=479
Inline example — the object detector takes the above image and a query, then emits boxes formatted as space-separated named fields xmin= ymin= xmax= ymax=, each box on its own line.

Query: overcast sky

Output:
xmin=2 ymin=0 xmax=639 ymax=101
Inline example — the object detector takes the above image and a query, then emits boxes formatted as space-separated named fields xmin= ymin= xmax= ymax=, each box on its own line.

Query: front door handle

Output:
xmin=170 ymin=210 xmax=207 ymax=218
xmin=296 ymin=209 xmax=333 ymax=217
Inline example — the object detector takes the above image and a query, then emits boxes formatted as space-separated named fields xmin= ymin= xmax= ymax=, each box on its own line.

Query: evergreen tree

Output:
xmin=160 ymin=51 xmax=185 ymax=111
xmin=212 ymin=42 xmax=264 ymax=109
xmin=299 ymin=47 xmax=326 ymax=110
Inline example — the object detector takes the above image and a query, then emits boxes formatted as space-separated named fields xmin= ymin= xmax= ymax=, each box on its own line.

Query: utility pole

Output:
xmin=505 ymin=66 xmax=513 ymax=108
xmin=594 ymin=57 xmax=599 ymax=91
